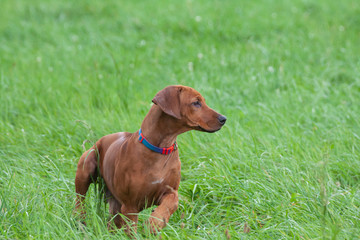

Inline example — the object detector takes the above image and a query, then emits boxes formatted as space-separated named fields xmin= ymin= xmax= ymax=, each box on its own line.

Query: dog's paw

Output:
xmin=148 ymin=217 xmax=166 ymax=234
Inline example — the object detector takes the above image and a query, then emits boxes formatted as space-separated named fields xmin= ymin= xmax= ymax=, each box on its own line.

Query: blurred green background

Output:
xmin=1 ymin=0 xmax=359 ymax=239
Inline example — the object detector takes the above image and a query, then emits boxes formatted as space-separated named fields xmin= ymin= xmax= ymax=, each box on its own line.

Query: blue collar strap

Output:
xmin=138 ymin=129 xmax=177 ymax=155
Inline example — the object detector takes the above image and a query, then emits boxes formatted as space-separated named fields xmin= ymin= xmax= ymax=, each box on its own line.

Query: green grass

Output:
xmin=1 ymin=0 xmax=360 ymax=239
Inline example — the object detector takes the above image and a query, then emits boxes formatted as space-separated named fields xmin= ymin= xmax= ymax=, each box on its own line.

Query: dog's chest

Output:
xmin=150 ymin=177 xmax=164 ymax=185
xmin=111 ymin=149 xmax=181 ymax=206
xmin=135 ymin=162 xmax=180 ymax=199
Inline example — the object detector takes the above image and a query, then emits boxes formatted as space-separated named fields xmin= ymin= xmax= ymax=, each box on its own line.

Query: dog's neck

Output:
xmin=140 ymin=104 xmax=188 ymax=148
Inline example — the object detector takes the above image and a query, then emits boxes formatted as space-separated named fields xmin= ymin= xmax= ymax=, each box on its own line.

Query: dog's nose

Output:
xmin=218 ymin=115 xmax=227 ymax=125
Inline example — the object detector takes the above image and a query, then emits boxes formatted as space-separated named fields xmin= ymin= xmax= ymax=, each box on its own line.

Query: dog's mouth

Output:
xmin=196 ymin=125 xmax=221 ymax=133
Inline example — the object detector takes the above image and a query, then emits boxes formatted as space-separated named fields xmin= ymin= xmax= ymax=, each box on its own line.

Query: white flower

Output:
xmin=188 ymin=62 xmax=193 ymax=72
xmin=71 ymin=35 xmax=79 ymax=42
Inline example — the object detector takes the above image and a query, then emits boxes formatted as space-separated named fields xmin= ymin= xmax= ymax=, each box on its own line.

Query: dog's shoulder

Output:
xmin=97 ymin=132 xmax=132 ymax=151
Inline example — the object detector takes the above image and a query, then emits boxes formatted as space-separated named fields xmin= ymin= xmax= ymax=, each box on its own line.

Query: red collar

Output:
xmin=138 ymin=129 xmax=177 ymax=155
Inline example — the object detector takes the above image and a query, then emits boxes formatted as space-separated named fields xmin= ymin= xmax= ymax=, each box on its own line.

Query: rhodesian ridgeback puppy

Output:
xmin=74 ymin=85 xmax=226 ymax=234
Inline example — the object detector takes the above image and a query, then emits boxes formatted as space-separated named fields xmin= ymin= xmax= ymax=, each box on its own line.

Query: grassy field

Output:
xmin=1 ymin=0 xmax=360 ymax=239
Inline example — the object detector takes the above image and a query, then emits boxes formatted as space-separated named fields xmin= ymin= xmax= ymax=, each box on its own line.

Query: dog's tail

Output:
xmin=76 ymin=120 xmax=107 ymax=217
xmin=92 ymin=142 xmax=108 ymax=217
xmin=82 ymin=140 xmax=107 ymax=218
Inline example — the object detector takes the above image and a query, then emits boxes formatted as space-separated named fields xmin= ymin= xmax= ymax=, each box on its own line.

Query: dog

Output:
xmin=74 ymin=85 xmax=226 ymax=234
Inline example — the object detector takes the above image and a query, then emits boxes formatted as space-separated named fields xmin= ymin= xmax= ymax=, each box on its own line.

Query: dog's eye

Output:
xmin=192 ymin=101 xmax=201 ymax=108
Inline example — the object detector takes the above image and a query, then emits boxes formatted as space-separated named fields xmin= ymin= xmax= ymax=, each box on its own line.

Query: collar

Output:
xmin=138 ymin=129 xmax=177 ymax=155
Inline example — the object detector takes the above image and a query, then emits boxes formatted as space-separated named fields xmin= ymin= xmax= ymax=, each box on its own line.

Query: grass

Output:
xmin=1 ymin=0 xmax=360 ymax=239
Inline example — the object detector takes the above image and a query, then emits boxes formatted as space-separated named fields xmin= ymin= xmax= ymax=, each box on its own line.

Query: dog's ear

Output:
xmin=152 ymin=86 xmax=182 ymax=119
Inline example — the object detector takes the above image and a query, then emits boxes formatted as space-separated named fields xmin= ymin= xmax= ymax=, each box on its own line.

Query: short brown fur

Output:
xmin=74 ymin=85 xmax=226 ymax=234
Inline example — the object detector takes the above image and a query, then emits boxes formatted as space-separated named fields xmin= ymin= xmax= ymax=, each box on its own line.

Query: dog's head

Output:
xmin=152 ymin=85 xmax=226 ymax=133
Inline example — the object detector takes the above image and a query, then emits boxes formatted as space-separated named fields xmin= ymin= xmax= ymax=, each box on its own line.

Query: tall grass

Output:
xmin=1 ymin=0 xmax=359 ymax=239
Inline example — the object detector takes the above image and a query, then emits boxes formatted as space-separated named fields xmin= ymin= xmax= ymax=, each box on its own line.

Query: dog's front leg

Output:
xmin=120 ymin=205 xmax=139 ymax=236
xmin=148 ymin=189 xmax=179 ymax=234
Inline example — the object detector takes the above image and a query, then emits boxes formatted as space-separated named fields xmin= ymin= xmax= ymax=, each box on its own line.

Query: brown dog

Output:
xmin=74 ymin=85 xmax=226 ymax=234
